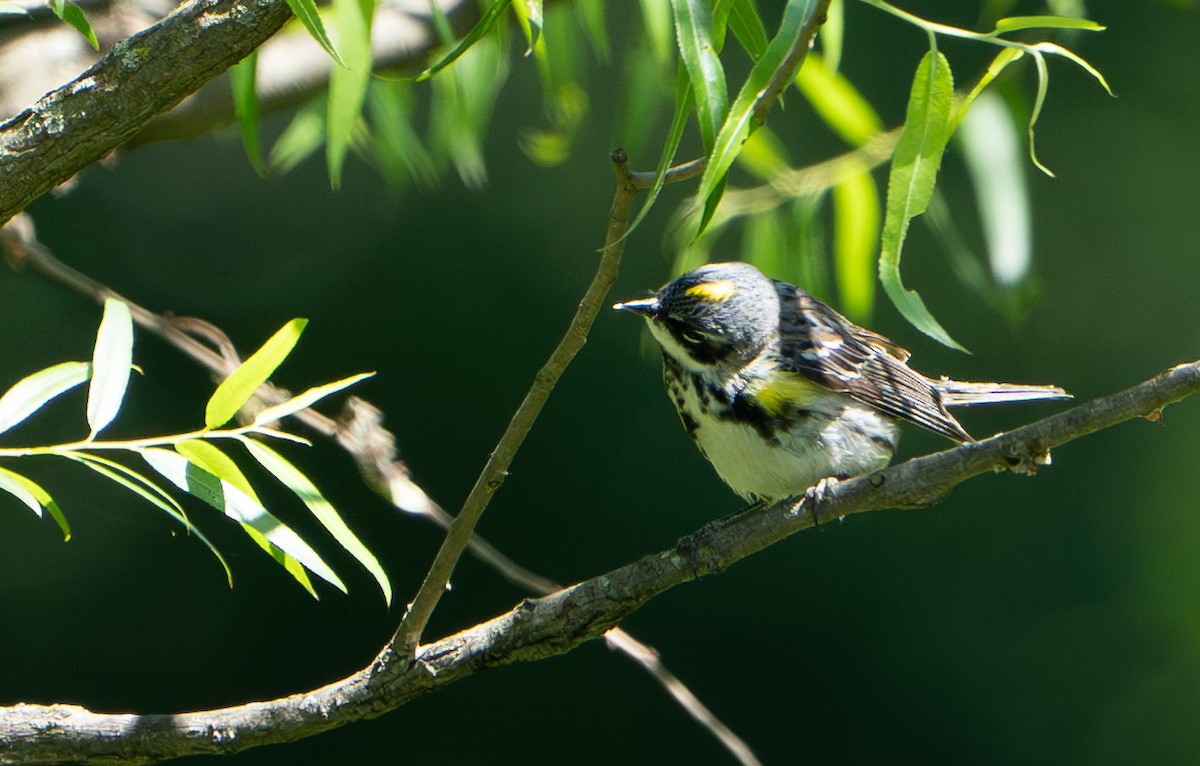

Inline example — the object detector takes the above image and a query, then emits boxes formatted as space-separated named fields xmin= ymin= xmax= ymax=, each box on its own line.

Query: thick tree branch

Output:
xmin=2 ymin=360 xmax=1196 ymax=763
xmin=0 ymin=0 xmax=293 ymax=225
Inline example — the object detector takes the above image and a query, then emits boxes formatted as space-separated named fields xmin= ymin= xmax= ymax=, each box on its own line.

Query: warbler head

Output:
xmin=614 ymin=262 xmax=780 ymax=372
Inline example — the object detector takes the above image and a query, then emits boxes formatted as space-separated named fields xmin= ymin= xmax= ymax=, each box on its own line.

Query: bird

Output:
xmin=613 ymin=261 xmax=1069 ymax=505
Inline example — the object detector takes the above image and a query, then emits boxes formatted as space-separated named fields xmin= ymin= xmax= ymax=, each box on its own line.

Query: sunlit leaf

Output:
xmin=833 ymin=159 xmax=879 ymax=321
xmin=205 ymin=319 xmax=307 ymax=429
xmin=693 ymin=0 xmax=820 ymax=236
xmin=230 ymin=54 xmax=267 ymax=178
xmin=1031 ymin=41 xmax=1115 ymax=96
xmin=143 ymin=448 xmax=344 ymax=598
xmin=513 ymin=0 xmax=544 ymax=55
xmin=958 ymin=91 xmax=1030 ymax=285
xmin=0 ymin=467 xmax=41 ymax=517
xmin=284 ymin=0 xmax=344 ymax=65
xmin=327 ymin=0 xmax=374 ymax=190
xmin=0 ymin=467 xmax=69 ymax=539
xmin=252 ymin=372 xmax=373 ymax=426
xmin=0 ymin=361 xmax=89 ymax=436
xmin=175 ymin=439 xmax=260 ymax=504
xmin=671 ymin=0 xmax=728 ymax=152
xmin=879 ymin=49 xmax=965 ymax=351
xmin=87 ymin=299 xmax=134 ymax=438
xmin=0 ymin=3 xmax=29 ymax=14
xmin=243 ymin=439 xmax=391 ymax=605
xmin=821 ymin=0 xmax=844 ymax=73
xmin=417 ymin=0 xmax=512 ymax=81
xmin=992 ymin=15 xmax=1105 ymax=34
xmin=795 ymin=52 xmax=883 ymax=146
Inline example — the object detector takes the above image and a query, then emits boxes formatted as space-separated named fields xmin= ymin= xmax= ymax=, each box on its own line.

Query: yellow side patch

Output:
xmin=684 ymin=280 xmax=737 ymax=303
xmin=746 ymin=372 xmax=817 ymax=417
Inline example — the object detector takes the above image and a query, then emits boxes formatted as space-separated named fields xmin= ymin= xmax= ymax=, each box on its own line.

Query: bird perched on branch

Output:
xmin=615 ymin=261 xmax=1069 ymax=505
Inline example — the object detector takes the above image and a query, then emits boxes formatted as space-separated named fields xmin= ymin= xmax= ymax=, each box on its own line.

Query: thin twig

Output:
xmin=390 ymin=149 xmax=642 ymax=653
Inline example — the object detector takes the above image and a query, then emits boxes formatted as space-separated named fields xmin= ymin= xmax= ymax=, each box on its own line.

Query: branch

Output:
xmin=2 ymin=360 xmax=1196 ymax=763
xmin=0 ymin=0 xmax=293 ymax=225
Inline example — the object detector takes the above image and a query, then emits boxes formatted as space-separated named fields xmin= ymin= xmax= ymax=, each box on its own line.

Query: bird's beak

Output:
xmin=612 ymin=296 xmax=661 ymax=318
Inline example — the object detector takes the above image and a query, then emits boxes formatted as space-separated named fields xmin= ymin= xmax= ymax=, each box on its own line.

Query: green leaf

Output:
xmin=958 ymin=90 xmax=1030 ymax=285
xmin=0 ymin=467 xmax=69 ymax=539
xmin=639 ymin=0 xmax=674 ymax=67
xmin=205 ymin=318 xmax=307 ymax=429
xmin=693 ymin=0 xmax=819 ymax=236
xmin=726 ymin=0 xmax=769 ymax=59
xmin=513 ymin=0 xmax=544 ymax=55
xmin=741 ymin=208 xmax=786 ymax=277
xmin=327 ymin=0 xmax=374 ymax=190
xmin=87 ymin=298 xmax=134 ymax=438
xmin=575 ymin=0 xmax=609 ymax=62
xmin=0 ymin=361 xmax=90 ymax=436
xmin=143 ymin=447 xmax=345 ymax=598
xmin=624 ymin=64 xmax=694 ymax=239
xmin=0 ymin=3 xmax=29 ymax=15
xmin=175 ymin=439 xmax=260 ymax=504
xmin=735 ymin=126 xmax=790 ymax=181
xmin=230 ymin=54 xmax=268 ymax=178
xmin=0 ymin=466 xmax=41 ymax=518
xmin=417 ymin=0 xmax=512 ymax=81
xmin=243 ymin=439 xmax=391 ymax=605
xmin=670 ymin=0 xmax=728 ymax=152
xmin=269 ymin=100 xmax=326 ymax=175
xmin=284 ymin=0 xmax=344 ymax=65
xmin=949 ymin=47 xmax=1025 ymax=133
xmin=1031 ymin=41 xmax=1115 ymax=97
xmin=992 ymin=15 xmax=1105 ymax=34
xmin=879 ymin=49 xmax=965 ymax=351
xmin=366 ymin=80 xmax=437 ymax=189
xmin=50 ymin=0 xmax=98 ymax=50
xmin=820 ymin=0 xmax=844 ymax=73
xmin=833 ymin=159 xmax=879 ymax=321
xmin=252 ymin=372 xmax=373 ymax=426
xmin=67 ymin=452 xmax=233 ymax=586
xmin=795 ymin=52 xmax=883 ymax=146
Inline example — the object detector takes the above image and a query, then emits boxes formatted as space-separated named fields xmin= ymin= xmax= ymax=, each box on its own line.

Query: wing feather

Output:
xmin=772 ymin=282 xmax=973 ymax=443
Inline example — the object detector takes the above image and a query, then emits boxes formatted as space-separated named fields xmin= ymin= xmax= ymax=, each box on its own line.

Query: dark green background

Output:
xmin=3 ymin=1 xmax=1199 ymax=763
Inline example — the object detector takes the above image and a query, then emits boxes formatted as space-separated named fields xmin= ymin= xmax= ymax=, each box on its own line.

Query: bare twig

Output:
xmin=391 ymin=149 xmax=642 ymax=651
xmin=3 ymin=359 xmax=1197 ymax=763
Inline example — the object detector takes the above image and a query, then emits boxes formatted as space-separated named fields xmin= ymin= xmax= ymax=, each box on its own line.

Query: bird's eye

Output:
xmin=680 ymin=329 xmax=706 ymax=346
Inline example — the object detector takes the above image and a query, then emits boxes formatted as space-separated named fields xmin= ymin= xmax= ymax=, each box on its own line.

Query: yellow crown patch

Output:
xmin=684 ymin=280 xmax=737 ymax=302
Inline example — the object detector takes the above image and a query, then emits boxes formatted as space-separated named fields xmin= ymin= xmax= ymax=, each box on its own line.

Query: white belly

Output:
xmin=686 ymin=399 xmax=897 ymax=502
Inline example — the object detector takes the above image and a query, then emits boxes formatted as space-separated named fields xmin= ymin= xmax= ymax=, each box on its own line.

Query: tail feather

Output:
xmin=935 ymin=378 xmax=1070 ymax=408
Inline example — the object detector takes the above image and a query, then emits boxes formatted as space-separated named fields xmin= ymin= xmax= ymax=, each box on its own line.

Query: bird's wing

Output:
xmin=773 ymin=283 xmax=973 ymax=443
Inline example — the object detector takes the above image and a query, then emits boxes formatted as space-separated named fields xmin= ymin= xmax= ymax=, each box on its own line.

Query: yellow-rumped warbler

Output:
xmin=614 ymin=261 xmax=1068 ymax=504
